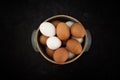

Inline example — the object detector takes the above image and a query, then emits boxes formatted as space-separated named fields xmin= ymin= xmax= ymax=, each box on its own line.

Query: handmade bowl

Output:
xmin=31 ymin=15 xmax=92 ymax=64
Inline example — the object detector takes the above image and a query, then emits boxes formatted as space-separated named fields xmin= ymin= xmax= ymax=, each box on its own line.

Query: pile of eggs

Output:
xmin=39 ymin=20 xmax=86 ymax=63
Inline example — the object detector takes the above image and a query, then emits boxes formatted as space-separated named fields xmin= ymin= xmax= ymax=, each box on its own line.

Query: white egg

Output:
xmin=39 ymin=22 xmax=55 ymax=37
xmin=72 ymin=36 xmax=84 ymax=43
xmin=65 ymin=21 xmax=74 ymax=27
xmin=46 ymin=36 xmax=62 ymax=50
xmin=68 ymin=52 xmax=75 ymax=59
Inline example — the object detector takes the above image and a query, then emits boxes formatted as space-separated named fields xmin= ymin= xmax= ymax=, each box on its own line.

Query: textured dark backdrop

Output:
xmin=1 ymin=0 xmax=118 ymax=79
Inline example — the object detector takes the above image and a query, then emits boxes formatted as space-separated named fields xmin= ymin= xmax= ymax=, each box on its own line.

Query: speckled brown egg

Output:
xmin=66 ymin=39 xmax=82 ymax=54
xmin=56 ymin=22 xmax=70 ymax=40
xmin=53 ymin=48 xmax=68 ymax=63
xmin=71 ymin=23 xmax=86 ymax=38
xmin=39 ymin=35 xmax=48 ymax=45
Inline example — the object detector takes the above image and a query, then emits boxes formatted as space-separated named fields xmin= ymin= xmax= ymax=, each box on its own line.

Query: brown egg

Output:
xmin=53 ymin=48 xmax=68 ymax=63
xmin=51 ymin=20 xmax=61 ymax=27
xmin=56 ymin=22 xmax=70 ymax=40
xmin=66 ymin=39 xmax=82 ymax=54
xmin=39 ymin=35 xmax=48 ymax=45
xmin=46 ymin=47 xmax=54 ymax=57
xmin=71 ymin=23 xmax=86 ymax=38
xmin=51 ymin=20 xmax=61 ymax=34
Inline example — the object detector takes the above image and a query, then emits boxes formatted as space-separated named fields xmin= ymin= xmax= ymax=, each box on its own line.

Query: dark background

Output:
xmin=1 ymin=0 xmax=118 ymax=79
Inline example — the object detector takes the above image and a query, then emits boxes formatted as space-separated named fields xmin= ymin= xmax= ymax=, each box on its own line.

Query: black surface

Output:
xmin=1 ymin=0 xmax=118 ymax=79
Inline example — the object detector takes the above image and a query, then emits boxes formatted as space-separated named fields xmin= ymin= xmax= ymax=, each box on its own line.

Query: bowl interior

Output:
xmin=36 ymin=15 xmax=87 ymax=64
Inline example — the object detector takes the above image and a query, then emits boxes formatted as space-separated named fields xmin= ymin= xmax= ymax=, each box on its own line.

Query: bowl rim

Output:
xmin=35 ymin=15 xmax=88 ymax=64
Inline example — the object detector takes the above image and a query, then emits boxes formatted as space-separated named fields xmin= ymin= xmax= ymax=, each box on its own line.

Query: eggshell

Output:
xmin=68 ymin=52 xmax=75 ymax=59
xmin=39 ymin=22 xmax=55 ymax=37
xmin=57 ymin=22 xmax=70 ymax=40
xmin=39 ymin=35 xmax=48 ymax=45
xmin=71 ymin=23 xmax=86 ymax=38
xmin=46 ymin=36 xmax=61 ymax=50
xmin=46 ymin=47 xmax=54 ymax=57
xmin=53 ymin=48 xmax=68 ymax=63
xmin=65 ymin=21 xmax=74 ymax=27
xmin=66 ymin=39 xmax=82 ymax=54
xmin=72 ymin=36 xmax=84 ymax=43
xmin=51 ymin=20 xmax=61 ymax=27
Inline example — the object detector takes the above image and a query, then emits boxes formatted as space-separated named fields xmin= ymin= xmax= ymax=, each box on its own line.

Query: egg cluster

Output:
xmin=39 ymin=20 xmax=86 ymax=63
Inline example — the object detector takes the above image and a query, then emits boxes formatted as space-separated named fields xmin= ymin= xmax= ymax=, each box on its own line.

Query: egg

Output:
xmin=46 ymin=47 xmax=54 ymax=57
xmin=68 ymin=52 xmax=75 ymax=59
xmin=72 ymin=36 xmax=84 ymax=43
xmin=39 ymin=22 xmax=55 ymax=37
xmin=66 ymin=39 xmax=82 ymax=54
xmin=51 ymin=20 xmax=61 ymax=27
xmin=65 ymin=21 xmax=74 ymax=27
xmin=46 ymin=36 xmax=61 ymax=50
xmin=53 ymin=48 xmax=68 ymax=63
xmin=57 ymin=22 xmax=70 ymax=40
xmin=71 ymin=23 xmax=86 ymax=38
xmin=39 ymin=35 xmax=48 ymax=45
